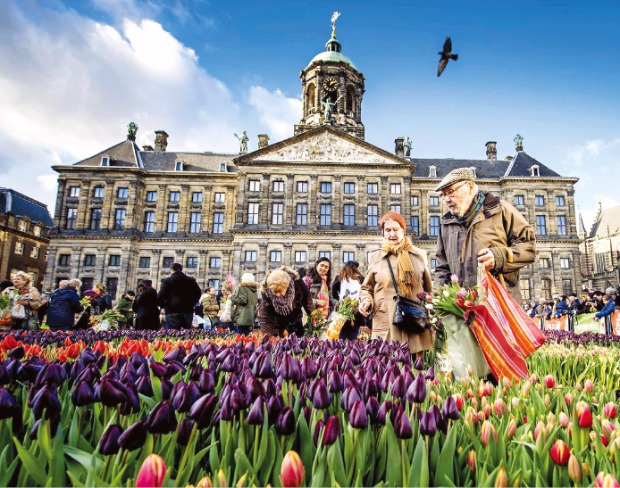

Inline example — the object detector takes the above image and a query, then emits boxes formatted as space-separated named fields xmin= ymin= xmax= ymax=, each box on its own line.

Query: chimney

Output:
xmin=142 ymin=145 xmax=154 ymax=151
xmin=154 ymin=130 xmax=169 ymax=151
xmin=394 ymin=137 xmax=404 ymax=157
xmin=504 ymin=155 xmax=513 ymax=162
xmin=514 ymin=133 xmax=524 ymax=152
xmin=258 ymin=134 xmax=270 ymax=149
xmin=485 ymin=141 xmax=497 ymax=160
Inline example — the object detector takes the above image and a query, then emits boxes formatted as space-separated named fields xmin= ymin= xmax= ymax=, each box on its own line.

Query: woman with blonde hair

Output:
xmin=259 ymin=266 xmax=314 ymax=337
xmin=2 ymin=271 xmax=42 ymax=330
xmin=359 ymin=211 xmax=433 ymax=357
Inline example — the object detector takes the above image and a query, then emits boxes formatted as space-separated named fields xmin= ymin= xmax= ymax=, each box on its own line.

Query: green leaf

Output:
xmin=64 ymin=445 xmax=103 ymax=472
xmin=408 ymin=437 xmax=429 ymax=488
xmin=259 ymin=430 xmax=276 ymax=487
xmin=327 ymin=440 xmax=347 ymax=487
xmin=13 ymin=436 xmax=49 ymax=487
xmin=51 ymin=428 xmax=67 ymax=487
xmin=435 ymin=425 xmax=457 ymax=487
xmin=384 ymin=422 xmax=402 ymax=487
xmin=0 ymin=448 xmax=19 ymax=488
xmin=297 ymin=412 xmax=314 ymax=484
xmin=233 ymin=448 xmax=257 ymax=485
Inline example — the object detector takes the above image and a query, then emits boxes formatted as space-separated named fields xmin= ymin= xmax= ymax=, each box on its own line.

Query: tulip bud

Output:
xmin=576 ymin=401 xmax=593 ymax=429
xmin=502 ymin=377 xmax=512 ymax=390
xmin=481 ymin=420 xmax=497 ymax=447
xmin=322 ymin=415 xmax=341 ymax=445
xmin=118 ymin=421 xmax=147 ymax=451
xmin=506 ymin=418 xmax=517 ymax=439
xmin=594 ymin=472 xmax=620 ymax=488
xmin=601 ymin=419 xmax=616 ymax=439
xmin=419 ymin=411 xmax=436 ymax=437
xmin=604 ymin=402 xmax=618 ymax=419
xmin=494 ymin=398 xmax=506 ymax=416
xmin=275 ymin=407 xmax=296 ymax=436
xmin=136 ymin=454 xmax=167 ymax=488
xmin=146 ymin=401 xmax=177 ymax=434
xmin=467 ymin=449 xmax=476 ymax=472
xmin=584 ymin=379 xmax=594 ymax=393
xmin=394 ymin=410 xmax=414 ymax=439
xmin=0 ymin=387 xmax=19 ymax=419
xmin=99 ymin=424 xmax=123 ymax=456
xmin=544 ymin=375 xmax=555 ymax=388
xmin=564 ymin=393 xmax=572 ymax=408
xmin=567 ymin=454 xmax=582 ymax=482
xmin=189 ymin=393 xmax=218 ymax=429
xmin=349 ymin=400 xmax=368 ymax=429
xmin=247 ymin=397 xmax=265 ymax=426
xmin=544 ymin=394 xmax=551 ymax=408
xmin=494 ymin=467 xmax=508 ymax=487
xmin=453 ymin=393 xmax=464 ymax=411
xmin=559 ymin=412 xmax=569 ymax=428
xmin=281 ymin=450 xmax=305 ymax=488
xmin=442 ymin=396 xmax=460 ymax=420
xmin=511 ymin=397 xmax=519 ymax=410
xmin=196 ymin=476 xmax=213 ymax=488
xmin=550 ymin=439 xmax=569 ymax=465
xmin=534 ymin=421 xmax=547 ymax=442
xmin=406 ymin=373 xmax=426 ymax=404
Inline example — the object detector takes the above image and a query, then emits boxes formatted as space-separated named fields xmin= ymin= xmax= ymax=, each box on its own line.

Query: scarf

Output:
xmin=381 ymin=236 xmax=418 ymax=297
xmin=456 ymin=191 xmax=485 ymax=228
xmin=267 ymin=279 xmax=296 ymax=316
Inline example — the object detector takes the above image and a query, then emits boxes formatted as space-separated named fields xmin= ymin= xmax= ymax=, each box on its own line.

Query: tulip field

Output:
xmin=1 ymin=329 xmax=620 ymax=487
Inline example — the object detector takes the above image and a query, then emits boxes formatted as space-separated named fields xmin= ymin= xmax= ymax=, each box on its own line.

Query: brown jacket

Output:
xmin=434 ymin=192 xmax=535 ymax=303
xmin=200 ymin=293 xmax=220 ymax=318
xmin=360 ymin=247 xmax=433 ymax=353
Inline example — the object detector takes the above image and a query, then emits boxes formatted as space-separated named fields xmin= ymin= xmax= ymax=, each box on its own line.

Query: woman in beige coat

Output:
xmin=359 ymin=211 xmax=433 ymax=356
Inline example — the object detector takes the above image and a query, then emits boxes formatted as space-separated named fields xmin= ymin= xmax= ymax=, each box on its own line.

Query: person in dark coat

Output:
xmin=46 ymin=279 xmax=83 ymax=331
xmin=157 ymin=263 xmax=201 ymax=329
xmin=231 ymin=273 xmax=259 ymax=335
xmin=90 ymin=283 xmax=113 ymax=315
xmin=132 ymin=280 xmax=160 ymax=330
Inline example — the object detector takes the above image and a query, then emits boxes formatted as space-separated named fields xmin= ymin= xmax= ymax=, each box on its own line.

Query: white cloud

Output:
xmin=247 ymin=86 xmax=301 ymax=141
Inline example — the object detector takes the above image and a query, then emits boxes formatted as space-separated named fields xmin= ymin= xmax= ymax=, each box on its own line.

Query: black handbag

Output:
xmin=386 ymin=257 xmax=428 ymax=334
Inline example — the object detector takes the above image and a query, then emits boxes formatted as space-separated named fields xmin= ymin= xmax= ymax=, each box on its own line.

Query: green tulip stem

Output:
xmin=401 ymin=439 xmax=407 ymax=486
xmin=175 ymin=422 xmax=198 ymax=487
xmin=101 ymin=456 xmax=111 ymax=481
xmin=253 ymin=424 xmax=260 ymax=466
xmin=346 ymin=428 xmax=359 ymax=483
xmin=239 ymin=411 xmax=246 ymax=453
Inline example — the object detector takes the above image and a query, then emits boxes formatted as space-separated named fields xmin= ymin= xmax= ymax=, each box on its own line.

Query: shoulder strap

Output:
xmin=385 ymin=256 xmax=400 ymax=296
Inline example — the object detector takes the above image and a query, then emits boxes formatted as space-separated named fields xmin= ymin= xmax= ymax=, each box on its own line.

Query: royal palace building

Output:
xmin=45 ymin=24 xmax=581 ymax=302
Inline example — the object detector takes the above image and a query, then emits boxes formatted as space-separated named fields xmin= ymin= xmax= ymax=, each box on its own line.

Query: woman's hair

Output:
xmin=307 ymin=257 xmax=332 ymax=286
xmin=266 ymin=269 xmax=292 ymax=293
xmin=339 ymin=261 xmax=363 ymax=282
xmin=94 ymin=282 xmax=106 ymax=293
xmin=241 ymin=272 xmax=255 ymax=284
xmin=12 ymin=270 xmax=32 ymax=286
xmin=67 ymin=279 xmax=82 ymax=290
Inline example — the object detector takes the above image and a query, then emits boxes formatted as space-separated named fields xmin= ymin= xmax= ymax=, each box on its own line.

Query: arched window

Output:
xmin=346 ymin=86 xmax=355 ymax=116
xmin=307 ymin=83 xmax=316 ymax=113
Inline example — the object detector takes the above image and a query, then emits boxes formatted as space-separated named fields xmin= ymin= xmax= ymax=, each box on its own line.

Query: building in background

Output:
xmin=0 ymin=188 xmax=53 ymax=289
xmin=44 ymin=22 xmax=581 ymax=301
xmin=579 ymin=204 xmax=620 ymax=291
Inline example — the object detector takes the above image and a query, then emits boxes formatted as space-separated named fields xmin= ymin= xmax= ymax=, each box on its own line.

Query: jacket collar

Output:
xmin=441 ymin=192 xmax=501 ymax=224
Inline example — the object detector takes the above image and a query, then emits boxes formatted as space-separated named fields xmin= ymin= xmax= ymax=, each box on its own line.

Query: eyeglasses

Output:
xmin=441 ymin=181 xmax=469 ymax=199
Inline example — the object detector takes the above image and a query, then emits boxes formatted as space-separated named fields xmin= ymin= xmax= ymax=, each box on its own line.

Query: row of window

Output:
xmin=515 ymin=195 xmax=566 ymax=207
xmin=69 ymin=186 xmax=228 ymax=205
xmin=15 ymin=220 xmax=43 ymax=236
xmin=519 ymin=278 xmax=574 ymax=301
xmin=14 ymin=242 xmax=40 ymax=258
xmin=539 ymin=257 xmax=572 ymax=269
xmin=536 ymin=215 xmax=568 ymax=236
xmin=58 ymin=254 xmax=121 ymax=267
xmin=248 ymin=180 xmax=405 ymax=195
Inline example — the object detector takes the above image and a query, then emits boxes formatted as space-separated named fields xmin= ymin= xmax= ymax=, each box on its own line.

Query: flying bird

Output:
xmin=437 ymin=37 xmax=458 ymax=77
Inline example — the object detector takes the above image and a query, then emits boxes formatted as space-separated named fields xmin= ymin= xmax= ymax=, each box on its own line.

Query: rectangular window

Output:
xmin=343 ymin=251 xmax=355 ymax=263
xmin=249 ymin=180 xmax=260 ymax=192
xmin=514 ymin=195 xmax=525 ymax=206
xmin=146 ymin=191 xmax=157 ymax=202
xmin=139 ymin=257 xmax=151 ymax=268
xmin=248 ymin=203 xmax=259 ymax=224
xmin=144 ymin=211 xmax=155 ymax=233
xmin=556 ymin=195 xmax=565 ymax=206
xmin=320 ymin=181 xmax=332 ymax=193
xmin=69 ymin=186 xmax=80 ymax=197
xmin=93 ymin=186 xmax=104 ymax=198
xmin=114 ymin=209 xmax=126 ymax=230
xmin=541 ymin=279 xmax=551 ymax=299
xmin=169 ymin=191 xmax=180 ymax=202
xmin=344 ymin=182 xmax=355 ymax=194
xmin=368 ymin=183 xmax=378 ymax=194
xmin=108 ymin=255 xmax=121 ymax=266
xmin=367 ymin=205 xmax=378 ymax=226
xmin=117 ymin=187 xmax=128 ymax=198
xmin=520 ymin=280 xmax=531 ymax=301
xmin=270 ymin=250 xmax=282 ymax=262
xmin=190 ymin=212 xmax=201 ymax=233
xmin=58 ymin=254 xmax=70 ymax=266
xmin=535 ymin=195 xmax=545 ymax=206
xmin=66 ymin=208 xmax=78 ymax=229
xmin=390 ymin=204 xmax=401 ymax=214
xmin=539 ymin=257 xmax=550 ymax=269
xmin=162 ymin=257 xmax=174 ymax=269
xmin=430 ymin=196 xmax=439 ymax=207
xmin=562 ymin=279 xmax=572 ymax=296
xmin=192 ymin=192 xmax=202 ymax=203
xmin=296 ymin=203 xmax=307 ymax=225
xmin=560 ymin=257 xmax=570 ymax=269
xmin=186 ymin=256 xmax=198 ymax=268
xmin=18 ymin=220 xmax=27 ymax=232
xmin=84 ymin=254 xmax=96 ymax=266
xmin=429 ymin=216 xmax=440 ymax=237
xmin=208 ymin=279 xmax=220 ymax=290
xmin=297 ymin=181 xmax=308 ymax=193
xmin=411 ymin=196 xmax=419 ymax=207
xmin=295 ymin=251 xmax=307 ymax=263
xmin=343 ymin=204 xmax=355 ymax=226
xmin=318 ymin=251 xmax=331 ymax=260
xmin=272 ymin=203 xmax=284 ymax=225
xmin=209 ymin=257 xmax=221 ymax=268
xmin=167 ymin=212 xmax=178 ymax=232
xmin=14 ymin=242 xmax=24 ymax=255
xmin=212 ymin=213 xmax=224 ymax=233
xmin=595 ymin=252 xmax=606 ymax=273
xmin=90 ymin=209 xmax=101 ymax=230
xmin=214 ymin=192 xmax=225 ymax=203
xmin=245 ymin=250 xmax=257 ymax=262
xmin=536 ymin=215 xmax=547 ymax=235
xmin=320 ymin=204 xmax=332 ymax=226
xmin=30 ymin=247 xmax=39 ymax=259
xmin=390 ymin=183 xmax=401 ymax=194
xmin=106 ymin=278 xmax=118 ymax=301
xmin=430 ymin=258 xmax=437 ymax=271
xmin=557 ymin=216 xmax=567 ymax=236
xmin=411 ymin=216 xmax=419 ymax=236
xmin=272 ymin=181 xmax=284 ymax=192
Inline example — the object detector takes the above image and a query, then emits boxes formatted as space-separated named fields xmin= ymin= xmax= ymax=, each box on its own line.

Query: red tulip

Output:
xmin=564 ymin=393 xmax=572 ymax=408
xmin=456 ymin=298 xmax=465 ymax=308
xmin=480 ymin=420 xmax=497 ymax=447
xmin=281 ymin=450 xmax=305 ymax=487
xmin=453 ymin=393 xmax=464 ymax=411
xmin=550 ymin=439 xmax=569 ymax=466
xmin=603 ymin=402 xmax=617 ymax=419
xmin=544 ymin=375 xmax=555 ymax=388
xmin=135 ymin=454 xmax=166 ymax=488
xmin=576 ymin=401 xmax=593 ymax=429
xmin=464 ymin=300 xmax=474 ymax=308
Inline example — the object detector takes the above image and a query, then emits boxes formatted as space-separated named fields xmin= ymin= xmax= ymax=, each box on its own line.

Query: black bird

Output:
xmin=437 ymin=37 xmax=458 ymax=77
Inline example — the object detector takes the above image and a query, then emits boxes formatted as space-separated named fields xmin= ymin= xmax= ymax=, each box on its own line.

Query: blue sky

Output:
xmin=1 ymin=0 xmax=619 ymax=229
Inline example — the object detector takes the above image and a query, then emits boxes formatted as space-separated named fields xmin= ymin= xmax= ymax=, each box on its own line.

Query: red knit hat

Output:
xmin=380 ymin=211 xmax=406 ymax=231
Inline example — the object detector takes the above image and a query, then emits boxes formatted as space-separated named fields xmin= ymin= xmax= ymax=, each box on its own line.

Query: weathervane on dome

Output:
xmin=331 ymin=11 xmax=341 ymax=37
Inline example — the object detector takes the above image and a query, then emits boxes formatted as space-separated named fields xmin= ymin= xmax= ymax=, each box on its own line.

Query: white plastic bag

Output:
xmin=192 ymin=314 xmax=205 ymax=328
xmin=11 ymin=304 xmax=26 ymax=319
xmin=220 ymin=300 xmax=233 ymax=322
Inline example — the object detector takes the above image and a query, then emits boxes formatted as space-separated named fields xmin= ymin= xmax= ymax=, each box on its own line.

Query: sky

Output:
xmin=1 ymin=0 xmax=619 ymax=231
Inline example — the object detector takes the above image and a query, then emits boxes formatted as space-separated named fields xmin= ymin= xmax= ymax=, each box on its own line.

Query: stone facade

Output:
xmin=44 ymin=26 xmax=581 ymax=302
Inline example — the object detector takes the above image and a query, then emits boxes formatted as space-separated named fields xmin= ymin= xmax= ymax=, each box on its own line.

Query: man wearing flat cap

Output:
xmin=433 ymin=167 xmax=535 ymax=303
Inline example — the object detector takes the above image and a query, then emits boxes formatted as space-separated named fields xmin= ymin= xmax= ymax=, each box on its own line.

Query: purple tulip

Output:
xmin=424 ymin=367 xmax=435 ymax=381
xmin=377 ymin=400 xmax=393 ymax=425
xmin=221 ymin=353 xmax=237 ymax=373
xmin=366 ymin=396 xmax=380 ymax=424
xmin=349 ymin=400 xmax=368 ymax=429
xmin=394 ymin=410 xmax=413 ymax=439
xmin=380 ymin=369 xmax=396 ymax=393
xmin=362 ymin=379 xmax=379 ymax=401
xmin=391 ymin=375 xmax=407 ymax=399
xmin=136 ymin=363 xmax=150 ymax=378
xmin=420 ymin=411 xmax=437 ymax=437
xmin=323 ymin=415 xmax=341 ymax=445
xmin=311 ymin=379 xmax=332 ymax=410
xmin=313 ymin=419 xmax=325 ymax=445
xmin=71 ymin=380 xmax=95 ymax=407
xmin=220 ymin=393 xmax=235 ymax=421
xmin=247 ymin=397 xmax=265 ymax=425
xmin=31 ymin=384 xmax=62 ymax=419
xmin=99 ymin=424 xmax=123 ymax=455
xmin=278 ymin=354 xmax=301 ymax=383
xmin=267 ymin=395 xmax=284 ymax=426
xmin=17 ymin=360 xmax=43 ymax=383
xmin=198 ymin=370 xmax=215 ymax=394
xmin=172 ymin=382 xmax=201 ymax=413
xmin=8 ymin=346 xmax=25 ymax=360
xmin=275 ymin=407 xmax=295 ymax=435
xmin=146 ymin=401 xmax=177 ymax=434
xmin=442 ymin=396 xmax=460 ymax=421
xmin=35 ymin=363 xmax=66 ymax=387
xmin=118 ymin=421 xmax=147 ymax=451
xmin=135 ymin=376 xmax=154 ymax=397
xmin=160 ymin=378 xmax=173 ymax=400
xmin=343 ymin=371 xmax=360 ymax=391
xmin=121 ymin=382 xmax=140 ymax=414
xmin=406 ymin=373 xmax=426 ymax=404
xmin=245 ymin=377 xmax=266 ymax=401
xmin=188 ymin=393 xmax=218 ymax=429
xmin=149 ymin=361 xmax=168 ymax=378
xmin=176 ymin=419 xmax=195 ymax=446
xmin=252 ymin=352 xmax=274 ymax=379
xmin=163 ymin=347 xmax=184 ymax=363
xmin=0 ymin=387 xmax=18 ymax=419
xmin=328 ymin=370 xmax=344 ymax=393
xmin=413 ymin=357 xmax=424 ymax=370
xmin=301 ymin=356 xmax=318 ymax=379
xmin=341 ymin=386 xmax=363 ymax=413
xmin=0 ymin=364 xmax=9 ymax=385
xmin=97 ymin=379 xmax=128 ymax=407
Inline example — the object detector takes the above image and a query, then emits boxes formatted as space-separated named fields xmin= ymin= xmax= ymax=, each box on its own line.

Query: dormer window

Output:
xmin=101 ymin=156 xmax=110 ymax=167
xmin=429 ymin=165 xmax=437 ymax=178
xmin=470 ymin=167 xmax=477 ymax=178
xmin=175 ymin=161 xmax=184 ymax=171
xmin=219 ymin=163 xmax=227 ymax=172
xmin=18 ymin=220 xmax=27 ymax=232
xmin=530 ymin=165 xmax=540 ymax=177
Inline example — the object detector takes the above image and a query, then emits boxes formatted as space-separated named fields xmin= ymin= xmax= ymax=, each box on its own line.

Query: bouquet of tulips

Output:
xmin=428 ymin=274 xmax=481 ymax=320
xmin=0 ymin=294 xmax=11 ymax=325
xmin=89 ymin=309 xmax=124 ymax=331
xmin=307 ymin=310 xmax=328 ymax=338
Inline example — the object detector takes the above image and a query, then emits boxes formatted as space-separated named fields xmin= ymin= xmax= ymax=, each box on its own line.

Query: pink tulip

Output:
xmin=281 ymin=450 xmax=305 ymax=488
xmin=450 ymin=274 xmax=459 ymax=283
xmin=494 ymin=398 xmax=506 ymax=416
xmin=603 ymin=402 xmax=617 ymax=419
xmin=559 ymin=412 xmax=569 ymax=428
xmin=534 ymin=421 xmax=547 ymax=441
xmin=544 ymin=375 xmax=555 ymax=388
xmin=506 ymin=418 xmax=517 ymax=439
xmin=480 ymin=420 xmax=497 ymax=446
xmin=564 ymin=393 xmax=572 ymax=408
xmin=135 ymin=454 xmax=166 ymax=488
xmin=511 ymin=397 xmax=519 ymax=410
xmin=594 ymin=472 xmax=620 ymax=488
xmin=584 ymin=379 xmax=594 ymax=393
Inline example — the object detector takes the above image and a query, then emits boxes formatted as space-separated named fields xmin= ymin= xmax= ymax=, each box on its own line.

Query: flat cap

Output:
xmin=434 ymin=167 xmax=476 ymax=192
